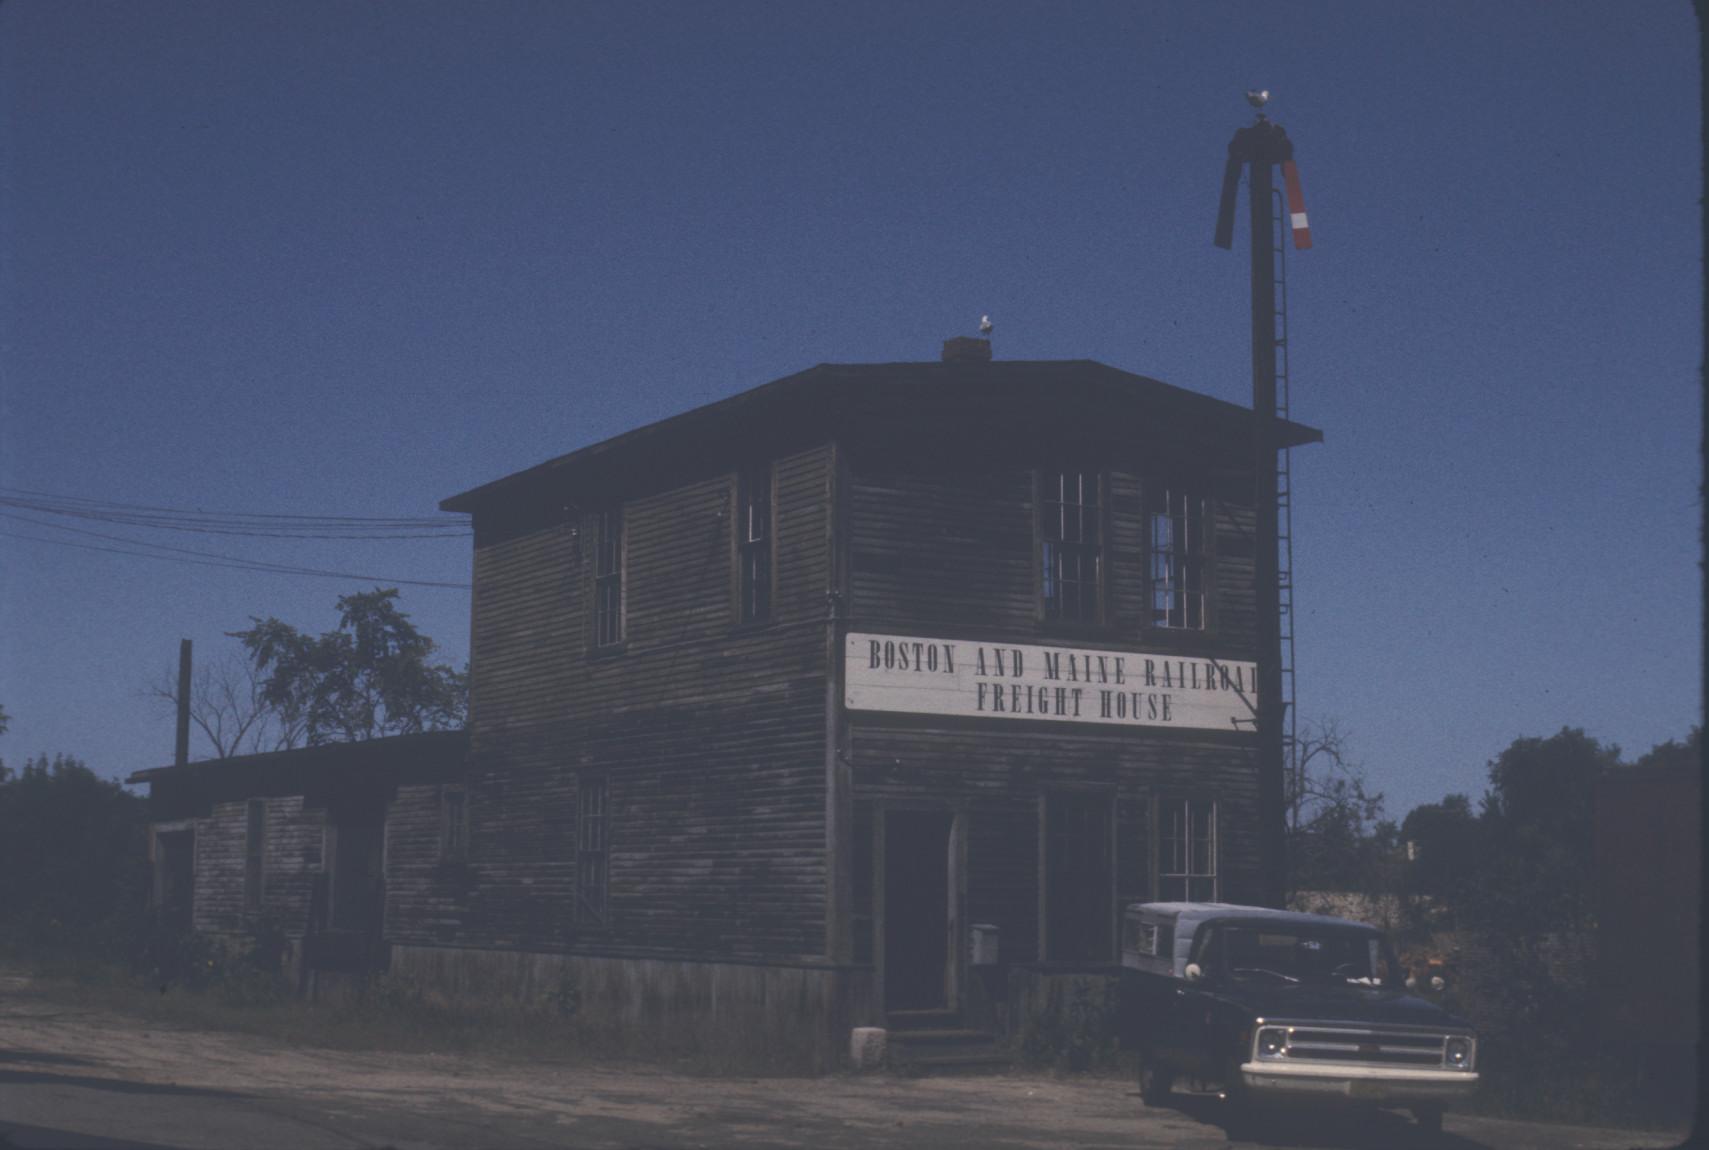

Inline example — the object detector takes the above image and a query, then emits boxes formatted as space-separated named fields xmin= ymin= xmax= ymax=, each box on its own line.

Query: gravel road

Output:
xmin=0 ymin=972 xmax=1686 ymax=1150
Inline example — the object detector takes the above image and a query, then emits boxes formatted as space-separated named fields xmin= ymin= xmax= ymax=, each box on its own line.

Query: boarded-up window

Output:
xmin=1040 ymin=469 xmax=1102 ymax=623
xmin=441 ymin=786 xmax=468 ymax=861
xmin=243 ymin=799 xmax=266 ymax=912
xmin=1159 ymin=798 xmax=1217 ymax=901
xmin=1149 ymin=487 xmax=1206 ymax=629
xmin=594 ymin=508 xmax=624 ymax=647
xmin=577 ymin=775 xmax=609 ymax=925
xmin=737 ymin=464 xmax=772 ymax=622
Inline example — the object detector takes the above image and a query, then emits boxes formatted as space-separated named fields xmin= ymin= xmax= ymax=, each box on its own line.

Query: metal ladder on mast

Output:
xmin=1270 ymin=187 xmax=1298 ymax=786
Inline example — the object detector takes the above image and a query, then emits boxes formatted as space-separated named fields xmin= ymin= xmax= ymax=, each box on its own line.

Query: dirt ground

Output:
xmin=0 ymin=971 xmax=1689 ymax=1150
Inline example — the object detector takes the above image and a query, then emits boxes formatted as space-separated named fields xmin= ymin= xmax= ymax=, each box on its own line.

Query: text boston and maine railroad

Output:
xmin=845 ymin=632 xmax=1257 ymax=730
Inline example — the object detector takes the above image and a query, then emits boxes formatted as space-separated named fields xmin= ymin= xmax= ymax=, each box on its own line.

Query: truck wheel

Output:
xmin=1412 ymin=1105 xmax=1444 ymax=1135
xmin=1138 ymin=1055 xmax=1174 ymax=1107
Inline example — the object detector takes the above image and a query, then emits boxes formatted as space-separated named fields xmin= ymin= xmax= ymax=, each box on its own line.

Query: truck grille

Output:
xmin=1276 ymin=1026 xmax=1454 ymax=1068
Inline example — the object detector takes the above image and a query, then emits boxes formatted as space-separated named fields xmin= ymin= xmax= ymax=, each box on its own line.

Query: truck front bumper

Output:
xmin=1240 ymin=1062 xmax=1479 ymax=1104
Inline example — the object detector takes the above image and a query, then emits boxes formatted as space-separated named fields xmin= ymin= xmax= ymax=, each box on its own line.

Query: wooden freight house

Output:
xmin=403 ymin=339 xmax=1321 ymax=1068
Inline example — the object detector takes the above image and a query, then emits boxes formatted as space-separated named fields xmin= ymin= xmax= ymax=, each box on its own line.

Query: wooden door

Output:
xmin=884 ymin=810 xmax=953 ymax=1011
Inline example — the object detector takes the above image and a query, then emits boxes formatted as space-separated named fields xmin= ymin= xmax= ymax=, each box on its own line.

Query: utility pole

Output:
xmin=175 ymin=639 xmax=192 ymax=769
xmin=1215 ymin=92 xmax=1310 ymax=909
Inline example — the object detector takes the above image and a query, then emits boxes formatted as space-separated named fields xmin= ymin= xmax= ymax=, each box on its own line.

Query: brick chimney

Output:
xmin=941 ymin=336 xmax=992 ymax=363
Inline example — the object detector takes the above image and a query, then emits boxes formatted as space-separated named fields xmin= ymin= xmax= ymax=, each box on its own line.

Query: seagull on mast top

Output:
xmin=1246 ymin=89 xmax=1270 ymax=109
xmin=979 ymin=315 xmax=993 ymax=336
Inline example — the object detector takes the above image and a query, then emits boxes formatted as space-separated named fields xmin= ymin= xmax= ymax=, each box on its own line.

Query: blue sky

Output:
xmin=0 ymin=1 xmax=1699 ymax=819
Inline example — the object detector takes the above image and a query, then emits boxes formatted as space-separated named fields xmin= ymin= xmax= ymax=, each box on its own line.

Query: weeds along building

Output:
xmin=130 ymin=338 xmax=1321 ymax=1069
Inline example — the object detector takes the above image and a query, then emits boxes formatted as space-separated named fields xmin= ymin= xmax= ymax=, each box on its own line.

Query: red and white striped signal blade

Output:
xmin=1282 ymin=160 xmax=1312 ymax=250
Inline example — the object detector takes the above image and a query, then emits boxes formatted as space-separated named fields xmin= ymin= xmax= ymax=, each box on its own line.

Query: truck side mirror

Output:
xmin=1184 ymin=962 xmax=1203 ymax=982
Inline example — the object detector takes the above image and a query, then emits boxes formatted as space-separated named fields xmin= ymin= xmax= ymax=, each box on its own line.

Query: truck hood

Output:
xmin=1215 ymin=983 xmax=1474 ymax=1031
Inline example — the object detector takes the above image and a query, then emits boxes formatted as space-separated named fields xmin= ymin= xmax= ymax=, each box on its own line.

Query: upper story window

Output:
xmin=1040 ymin=469 xmax=1102 ymax=624
xmin=594 ymin=507 xmax=624 ymax=648
xmin=736 ymin=464 xmax=772 ymax=623
xmin=1149 ymin=486 xmax=1206 ymax=629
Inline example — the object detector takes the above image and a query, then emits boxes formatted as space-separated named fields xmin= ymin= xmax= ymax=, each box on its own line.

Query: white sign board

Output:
xmin=844 ymin=632 xmax=1257 ymax=732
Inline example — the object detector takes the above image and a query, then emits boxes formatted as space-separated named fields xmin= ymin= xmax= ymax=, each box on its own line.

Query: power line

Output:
xmin=0 ymin=487 xmax=470 ymax=539
xmin=0 ymin=521 xmax=471 ymax=590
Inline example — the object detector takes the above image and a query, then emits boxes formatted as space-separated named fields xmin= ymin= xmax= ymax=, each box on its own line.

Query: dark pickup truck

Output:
xmin=1120 ymin=902 xmax=1478 ymax=1134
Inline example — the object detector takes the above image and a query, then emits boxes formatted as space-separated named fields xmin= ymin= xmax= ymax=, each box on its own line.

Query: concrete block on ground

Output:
xmin=849 ymin=1026 xmax=887 ymax=1070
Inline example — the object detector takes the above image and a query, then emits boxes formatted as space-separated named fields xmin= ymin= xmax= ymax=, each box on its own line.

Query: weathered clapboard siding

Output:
xmin=1212 ymin=499 xmax=1258 ymax=652
xmin=847 ymin=453 xmax=1259 ymax=656
xmin=189 ymin=796 xmax=323 ymax=938
xmin=390 ymin=444 xmax=836 ymax=961
xmin=849 ymin=465 xmax=1037 ymax=630
xmin=191 ymin=801 xmax=246 ymax=935
xmin=261 ymin=796 xmax=325 ymax=936
xmin=849 ymin=721 xmax=1262 ymax=964
xmin=385 ymin=783 xmax=472 ymax=945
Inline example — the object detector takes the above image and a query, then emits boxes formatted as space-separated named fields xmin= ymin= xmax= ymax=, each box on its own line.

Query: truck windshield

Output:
xmin=1219 ymin=927 xmax=1399 ymax=987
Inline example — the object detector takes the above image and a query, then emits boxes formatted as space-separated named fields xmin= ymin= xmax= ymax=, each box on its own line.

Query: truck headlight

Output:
xmin=1445 ymin=1037 xmax=1474 ymax=1070
xmin=1256 ymin=1027 xmax=1287 ymax=1059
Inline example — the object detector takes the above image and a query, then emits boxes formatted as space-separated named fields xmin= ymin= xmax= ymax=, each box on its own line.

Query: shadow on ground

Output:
xmin=1170 ymin=1097 xmax=1489 ymax=1149
xmin=0 ymin=1122 xmax=185 ymax=1150
xmin=0 ymin=1069 xmax=246 ymax=1100
xmin=0 ymin=1050 xmax=99 ymax=1067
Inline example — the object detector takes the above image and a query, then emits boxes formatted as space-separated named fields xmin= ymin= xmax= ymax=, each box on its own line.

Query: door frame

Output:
xmin=873 ymin=802 xmax=967 ymax=1015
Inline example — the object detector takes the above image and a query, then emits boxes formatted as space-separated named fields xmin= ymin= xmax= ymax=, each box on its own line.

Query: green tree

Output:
xmin=1629 ymin=726 xmax=1700 ymax=772
xmin=0 ymin=752 xmax=147 ymax=944
xmin=1399 ymin=793 xmax=1479 ymax=900
xmin=233 ymin=588 xmax=468 ymax=746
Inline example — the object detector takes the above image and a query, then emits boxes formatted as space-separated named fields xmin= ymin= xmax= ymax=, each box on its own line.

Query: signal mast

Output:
xmin=1214 ymin=90 xmax=1311 ymax=909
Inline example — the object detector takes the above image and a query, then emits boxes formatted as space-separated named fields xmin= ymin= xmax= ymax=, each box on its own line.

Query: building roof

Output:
xmin=125 ymin=729 xmax=467 ymax=789
xmin=440 ymin=359 xmax=1324 ymax=514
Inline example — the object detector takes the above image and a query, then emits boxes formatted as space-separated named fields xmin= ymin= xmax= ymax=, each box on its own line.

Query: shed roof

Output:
xmin=441 ymin=359 xmax=1324 ymax=514
xmin=125 ymin=730 xmax=467 ymax=790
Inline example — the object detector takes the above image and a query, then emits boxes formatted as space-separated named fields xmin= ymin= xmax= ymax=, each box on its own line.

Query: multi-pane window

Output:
xmin=577 ymin=775 xmax=609 ymax=925
xmin=1040 ymin=469 xmax=1102 ymax=623
xmin=441 ymin=786 xmax=468 ymax=861
xmin=1149 ymin=487 xmax=1206 ymax=629
xmin=243 ymin=799 xmax=266 ymax=912
xmin=737 ymin=464 xmax=772 ymax=622
xmin=594 ymin=508 xmax=624 ymax=648
xmin=1159 ymin=798 xmax=1217 ymax=901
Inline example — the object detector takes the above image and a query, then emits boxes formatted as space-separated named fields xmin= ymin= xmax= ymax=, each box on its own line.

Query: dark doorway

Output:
xmin=329 ymin=817 xmax=385 ymax=933
xmin=154 ymin=829 xmax=194 ymax=932
xmin=1045 ymin=792 xmax=1113 ymax=961
xmin=884 ymin=810 xmax=953 ymax=1011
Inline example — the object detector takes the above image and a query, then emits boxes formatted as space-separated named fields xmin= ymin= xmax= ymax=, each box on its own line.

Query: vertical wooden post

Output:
xmin=824 ymin=442 xmax=852 ymax=965
xmin=175 ymin=638 xmax=192 ymax=769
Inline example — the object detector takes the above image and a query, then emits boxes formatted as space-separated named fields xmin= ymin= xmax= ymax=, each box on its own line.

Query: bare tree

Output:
xmin=1284 ymin=717 xmax=1384 ymax=834
xmin=146 ymin=652 xmax=301 ymax=759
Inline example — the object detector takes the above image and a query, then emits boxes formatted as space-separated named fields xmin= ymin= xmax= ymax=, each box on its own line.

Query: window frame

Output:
xmin=440 ymin=785 xmax=469 ymax=862
xmin=1155 ymin=796 xmax=1219 ymax=902
xmin=576 ymin=773 xmax=611 ymax=927
xmin=1036 ymin=467 xmax=1106 ymax=628
xmin=243 ymin=799 xmax=266 ymax=914
xmin=592 ymin=506 xmax=626 ymax=650
xmin=1147 ymin=483 xmax=1210 ymax=631
xmin=734 ymin=462 xmax=775 ymax=624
